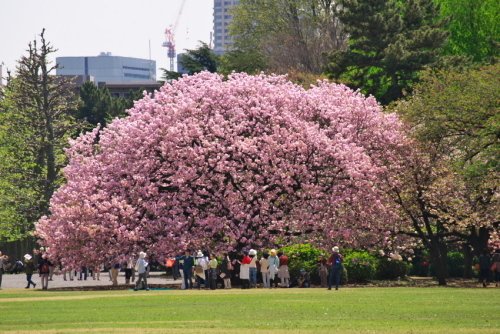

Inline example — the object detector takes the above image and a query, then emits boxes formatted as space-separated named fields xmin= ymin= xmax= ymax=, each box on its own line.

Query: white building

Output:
xmin=56 ymin=53 xmax=156 ymax=83
xmin=213 ymin=1 xmax=240 ymax=54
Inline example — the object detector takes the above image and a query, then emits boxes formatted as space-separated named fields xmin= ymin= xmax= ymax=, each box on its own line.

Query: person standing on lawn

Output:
xmin=278 ymin=251 xmax=290 ymax=288
xmin=479 ymin=249 xmax=491 ymax=288
xmin=492 ymin=250 xmax=500 ymax=287
xmin=328 ymin=246 xmax=343 ymax=290
xmin=259 ymin=253 xmax=270 ymax=288
xmin=268 ymin=249 xmax=280 ymax=288
xmin=220 ymin=252 xmax=232 ymax=289
xmin=39 ymin=254 xmax=52 ymax=289
xmin=0 ymin=251 xmax=9 ymax=289
xmin=208 ymin=253 xmax=218 ymax=290
xmin=176 ymin=249 xmax=195 ymax=289
xmin=24 ymin=254 xmax=37 ymax=289
xmin=248 ymin=249 xmax=258 ymax=288
xmin=239 ymin=251 xmax=251 ymax=289
xmin=318 ymin=255 xmax=329 ymax=288
xmin=134 ymin=251 xmax=149 ymax=291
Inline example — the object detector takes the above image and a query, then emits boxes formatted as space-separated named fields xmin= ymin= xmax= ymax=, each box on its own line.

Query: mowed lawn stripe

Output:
xmin=0 ymin=288 xmax=498 ymax=333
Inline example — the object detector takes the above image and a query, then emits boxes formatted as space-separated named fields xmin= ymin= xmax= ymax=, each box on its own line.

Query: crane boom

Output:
xmin=162 ymin=0 xmax=187 ymax=72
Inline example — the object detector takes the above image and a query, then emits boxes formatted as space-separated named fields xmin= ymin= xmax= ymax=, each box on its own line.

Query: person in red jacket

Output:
xmin=327 ymin=246 xmax=343 ymax=290
xmin=278 ymin=251 xmax=290 ymax=288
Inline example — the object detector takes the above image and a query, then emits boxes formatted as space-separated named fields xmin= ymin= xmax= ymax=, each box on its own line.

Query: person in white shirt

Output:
xmin=134 ymin=251 xmax=149 ymax=291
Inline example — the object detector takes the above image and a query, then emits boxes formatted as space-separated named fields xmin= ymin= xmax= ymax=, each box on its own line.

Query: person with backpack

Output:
xmin=327 ymin=246 xmax=343 ymax=290
xmin=39 ymin=254 xmax=53 ymax=289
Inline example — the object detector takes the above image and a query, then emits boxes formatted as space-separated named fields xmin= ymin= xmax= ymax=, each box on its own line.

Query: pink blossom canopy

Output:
xmin=35 ymin=72 xmax=407 ymax=268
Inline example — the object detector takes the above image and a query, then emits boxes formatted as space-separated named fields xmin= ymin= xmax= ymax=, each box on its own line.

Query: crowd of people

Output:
xmin=172 ymin=246 xmax=345 ymax=291
xmin=2 ymin=247 xmax=500 ymax=291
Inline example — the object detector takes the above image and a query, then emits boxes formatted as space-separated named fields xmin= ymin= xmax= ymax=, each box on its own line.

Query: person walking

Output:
xmin=220 ymin=252 xmax=232 ymax=289
xmin=24 ymin=254 xmax=37 ymax=289
xmin=492 ymin=250 xmax=500 ymax=287
xmin=327 ymin=246 xmax=343 ymax=290
xmin=479 ymin=249 xmax=491 ymax=288
xmin=125 ymin=257 xmax=134 ymax=284
xmin=0 ymin=251 xmax=8 ymax=290
xmin=134 ymin=251 xmax=149 ymax=291
xmin=260 ymin=253 xmax=270 ymax=288
xmin=39 ymin=254 xmax=52 ymax=290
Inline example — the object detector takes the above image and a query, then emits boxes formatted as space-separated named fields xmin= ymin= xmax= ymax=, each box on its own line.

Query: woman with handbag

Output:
xmin=220 ymin=252 xmax=232 ymax=289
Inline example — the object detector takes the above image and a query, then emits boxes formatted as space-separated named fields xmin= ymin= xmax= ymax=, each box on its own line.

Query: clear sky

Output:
xmin=0 ymin=0 xmax=213 ymax=79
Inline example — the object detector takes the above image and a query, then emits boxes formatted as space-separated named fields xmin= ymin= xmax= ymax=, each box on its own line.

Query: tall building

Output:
xmin=56 ymin=53 xmax=156 ymax=83
xmin=213 ymin=1 xmax=240 ymax=54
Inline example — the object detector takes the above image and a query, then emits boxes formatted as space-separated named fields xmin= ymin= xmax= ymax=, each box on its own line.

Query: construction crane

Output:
xmin=162 ymin=0 xmax=187 ymax=72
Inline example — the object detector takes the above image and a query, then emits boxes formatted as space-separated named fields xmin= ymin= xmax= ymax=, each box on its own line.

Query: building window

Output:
xmin=214 ymin=2 xmax=222 ymax=7
xmin=215 ymin=43 xmax=222 ymax=47
xmin=124 ymin=73 xmax=150 ymax=79
xmin=224 ymin=1 xmax=232 ymax=5
xmin=215 ymin=15 xmax=222 ymax=19
xmin=224 ymin=15 xmax=232 ymax=20
xmin=216 ymin=29 xmax=223 ymax=34
xmin=216 ymin=22 xmax=223 ymax=26
xmin=215 ymin=8 xmax=222 ymax=13
xmin=110 ymin=92 xmax=120 ymax=98
xmin=123 ymin=92 xmax=131 ymax=99
xmin=123 ymin=65 xmax=149 ymax=71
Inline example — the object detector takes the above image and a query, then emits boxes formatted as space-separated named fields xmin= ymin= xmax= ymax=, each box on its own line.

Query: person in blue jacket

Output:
xmin=176 ymin=249 xmax=195 ymax=289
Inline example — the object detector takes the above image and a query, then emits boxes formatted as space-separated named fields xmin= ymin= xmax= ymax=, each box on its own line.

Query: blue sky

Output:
xmin=0 ymin=0 xmax=213 ymax=77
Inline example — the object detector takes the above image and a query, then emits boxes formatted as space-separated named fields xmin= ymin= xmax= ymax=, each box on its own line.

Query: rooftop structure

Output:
xmin=56 ymin=53 xmax=156 ymax=84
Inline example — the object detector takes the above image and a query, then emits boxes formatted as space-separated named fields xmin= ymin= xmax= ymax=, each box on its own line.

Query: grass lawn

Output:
xmin=0 ymin=287 xmax=499 ymax=333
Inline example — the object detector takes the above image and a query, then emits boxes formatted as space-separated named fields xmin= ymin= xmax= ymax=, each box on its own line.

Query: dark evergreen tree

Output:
xmin=325 ymin=0 xmax=449 ymax=104
xmin=0 ymin=30 xmax=80 ymax=240
xmin=178 ymin=42 xmax=220 ymax=75
xmin=78 ymin=81 xmax=111 ymax=126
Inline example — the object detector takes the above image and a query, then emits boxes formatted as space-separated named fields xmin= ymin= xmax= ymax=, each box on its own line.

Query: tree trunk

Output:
xmin=429 ymin=239 xmax=448 ymax=285
xmin=462 ymin=243 xmax=474 ymax=278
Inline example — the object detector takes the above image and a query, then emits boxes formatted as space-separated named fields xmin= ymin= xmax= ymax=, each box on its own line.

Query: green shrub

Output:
xmin=343 ymin=250 xmax=377 ymax=283
xmin=376 ymin=258 xmax=410 ymax=280
xmin=447 ymin=252 xmax=465 ymax=278
xmin=280 ymin=244 xmax=324 ymax=284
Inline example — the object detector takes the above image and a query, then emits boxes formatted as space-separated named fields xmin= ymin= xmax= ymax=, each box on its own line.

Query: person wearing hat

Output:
xmin=248 ymin=249 xmax=258 ymax=288
xmin=134 ymin=251 xmax=149 ymax=291
xmin=195 ymin=251 xmax=208 ymax=290
xmin=298 ymin=268 xmax=310 ymax=288
xmin=24 ymin=254 xmax=37 ymax=289
xmin=0 ymin=251 xmax=8 ymax=290
xmin=327 ymin=246 xmax=344 ymax=290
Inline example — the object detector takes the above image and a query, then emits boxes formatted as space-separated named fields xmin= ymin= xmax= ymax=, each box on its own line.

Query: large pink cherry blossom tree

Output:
xmin=35 ymin=72 xmax=409 ymax=268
